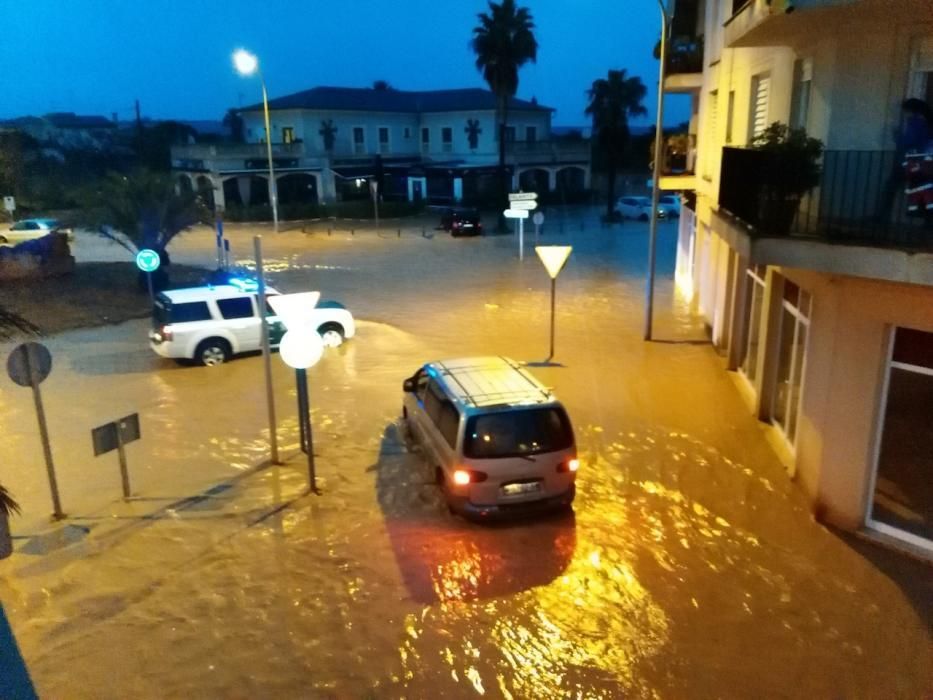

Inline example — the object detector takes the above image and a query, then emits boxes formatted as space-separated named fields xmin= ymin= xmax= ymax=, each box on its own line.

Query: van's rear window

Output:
xmin=463 ymin=407 xmax=573 ymax=459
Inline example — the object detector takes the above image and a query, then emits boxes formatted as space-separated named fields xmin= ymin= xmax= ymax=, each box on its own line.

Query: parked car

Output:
xmin=149 ymin=283 xmax=356 ymax=366
xmin=439 ymin=208 xmax=483 ymax=236
xmin=658 ymin=194 xmax=682 ymax=218
xmin=0 ymin=218 xmax=73 ymax=246
xmin=614 ymin=196 xmax=677 ymax=221
xmin=402 ymin=356 xmax=578 ymax=519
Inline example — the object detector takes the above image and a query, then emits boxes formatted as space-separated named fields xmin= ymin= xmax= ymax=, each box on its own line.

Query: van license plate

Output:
xmin=501 ymin=481 xmax=541 ymax=496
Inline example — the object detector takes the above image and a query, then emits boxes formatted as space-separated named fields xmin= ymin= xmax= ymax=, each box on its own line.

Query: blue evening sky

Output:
xmin=0 ymin=0 xmax=689 ymax=128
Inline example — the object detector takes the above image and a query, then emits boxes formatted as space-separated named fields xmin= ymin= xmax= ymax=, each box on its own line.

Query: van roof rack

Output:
xmin=433 ymin=356 xmax=552 ymax=408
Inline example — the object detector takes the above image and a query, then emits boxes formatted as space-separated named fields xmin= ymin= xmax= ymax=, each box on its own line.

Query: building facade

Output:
xmin=667 ymin=0 xmax=933 ymax=557
xmin=171 ymin=87 xmax=591 ymax=210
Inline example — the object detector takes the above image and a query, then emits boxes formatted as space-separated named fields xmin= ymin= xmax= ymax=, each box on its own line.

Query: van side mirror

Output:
xmin=403 ymin=378 xmax=415 ymax=393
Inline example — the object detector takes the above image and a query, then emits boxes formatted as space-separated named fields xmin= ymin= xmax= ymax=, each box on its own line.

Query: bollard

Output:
xmin=397 ymin=228 xmax=400 ymax=238
xmin=328 ymin=227 xmax=332 ymax=236
xmin=351 ymin=228 xmax=355 ymax=236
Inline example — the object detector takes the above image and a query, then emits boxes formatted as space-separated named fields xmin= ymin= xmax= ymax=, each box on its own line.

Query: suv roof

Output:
xmin=159 ymin=284 xmax=281 ymax=304
xmin=427 ymin=356 xmax=554 ymax=410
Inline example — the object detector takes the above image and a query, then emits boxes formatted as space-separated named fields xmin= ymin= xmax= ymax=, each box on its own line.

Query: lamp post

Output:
xmin=644 ymin=0 xmax=672 ymax=341
xmin=234 ymin=49 xmax=280 ymax=234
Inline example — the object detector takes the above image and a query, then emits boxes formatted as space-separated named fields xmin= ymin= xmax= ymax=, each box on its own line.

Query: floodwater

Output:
xmin=1 ymin=211 xmax=930 ymax=698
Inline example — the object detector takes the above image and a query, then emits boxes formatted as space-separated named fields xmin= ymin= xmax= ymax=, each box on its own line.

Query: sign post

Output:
xmin=7 ymin=342 xmax=63 ymax=519
xmin=533 ymin=211 xmax=545 ymax=241
xmin=254 ymin=235 xmax=279 ymax=465
xmin=215 ymin=218 xmax=225 ymax=269
xmin=508 ymin=192 xmax=538 ymax=261
xmin=269 ymin=293 xmax=325 ymax=493
xmin=535 ymin=246 xmax=573 ymax=362
xmin=92 ymin=414 xmax=141 ymax=499
xmin=135 ymin=248 xmax=161 ymax=302
xmin=2 ymin=196 xmax=14 ymax=221
xmin=369 ymin=180 xmax=380 ymax=230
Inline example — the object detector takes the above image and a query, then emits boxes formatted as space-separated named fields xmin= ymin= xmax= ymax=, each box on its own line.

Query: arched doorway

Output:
xmin=196 ymin=175 xmax=215 ymax=209
xmin=518 ymin=168 xmax=550 ymax=194
xmin=277 ymin=173 xmax=319 ymax=205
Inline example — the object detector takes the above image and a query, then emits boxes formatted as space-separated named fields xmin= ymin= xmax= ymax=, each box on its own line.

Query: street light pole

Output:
xmin=254 ymin=236 xmax=279 ymax=465
xmin=644 ymin=0 xmax=671 ymax=341
xmin=259 ymin=76 xmax=280 ymax=234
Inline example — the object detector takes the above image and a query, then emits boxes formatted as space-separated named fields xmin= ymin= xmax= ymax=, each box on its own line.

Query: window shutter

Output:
xmin=750 ymin=75 xmax=771 ymax=140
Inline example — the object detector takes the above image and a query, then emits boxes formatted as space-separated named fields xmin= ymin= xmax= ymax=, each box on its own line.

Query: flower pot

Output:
xmin=0 ymin=512 xmax=12 ymax=560
xmin=757 ymin=193 xmax=800 ymax=236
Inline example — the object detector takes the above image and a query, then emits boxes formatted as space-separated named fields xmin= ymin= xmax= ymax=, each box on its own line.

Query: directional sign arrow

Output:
xmin=503 ymin=208 xmax=530 ymax=219
xmin=510 ymin=200 xmax=538 ymax=210
xmin=508 ymin=192 xmax=538 ymax=202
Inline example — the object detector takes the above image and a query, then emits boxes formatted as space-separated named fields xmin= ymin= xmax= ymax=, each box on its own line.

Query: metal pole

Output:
xmin=27 ymin=348 xmax=63 ymax=519
xmin=296 ymin=368 xmax=307 ymax=454
xmin=216 ymin=218 xmax=224 ymax=268
xmin=146 ymin=270 xmax=154 ymax=303
xmin=519 ymin=217 xmax=524 ymax=260
xmin=116 ymin=430 xmax=131 ymax=499
xmin=645 ymin=0 xmax=671 ymax=341
xmin=548 ymin=277 xmax=556 ymax=361
xmin=253 ymin=236 xmax=280 ymax=464
xmin=297 ymin=368 xmax=317 ymax=492
xmin=260 ymin=74 xmax=279 ymax=234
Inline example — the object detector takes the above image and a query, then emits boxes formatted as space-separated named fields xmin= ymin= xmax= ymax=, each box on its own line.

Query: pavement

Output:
xmin=0 ymin=208 xmax=930 ymax=698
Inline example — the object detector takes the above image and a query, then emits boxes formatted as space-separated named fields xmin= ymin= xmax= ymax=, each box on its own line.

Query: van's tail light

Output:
xmin=453 ymin=468 xmax=488 ymax=485
xmin=557 ymin=458 xmax=579 ymax=473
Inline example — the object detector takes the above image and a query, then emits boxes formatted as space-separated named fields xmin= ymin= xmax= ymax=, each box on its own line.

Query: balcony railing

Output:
xmin=508 ymin=139 xmax=591 ymax=162
xmin=172 ymin=142 xmax=306 ymax=160
xmin=719 ymin=147 xmax=933 ymax=249
xmin=666 ymin=35 xmax=704 ymax=75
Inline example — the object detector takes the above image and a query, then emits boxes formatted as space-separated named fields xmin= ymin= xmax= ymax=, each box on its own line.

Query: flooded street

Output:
xmin=1 ymin=213 xmax=930 ymax=698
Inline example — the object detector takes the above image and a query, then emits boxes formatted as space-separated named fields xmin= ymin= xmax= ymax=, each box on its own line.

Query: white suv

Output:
xmin=149 ymin=284 xmax=356 ymax=365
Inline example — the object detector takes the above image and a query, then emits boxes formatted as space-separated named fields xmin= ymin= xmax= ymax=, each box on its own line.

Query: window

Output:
xmin=749 ymin=73 xmax=771 ymax=142
xmin=526 ymin=126 xmax=537 ymax=143
xmin=353 ymin=126 xmax=365 ymax=155
xmin=725 ymin=90 xmax=736 ymax=144
xmin=505 ymin=126 xmax=516 ymax=143
xmin=378 ymin=127 xmax=390 ymax=154
xmin=741 ymin=265 xmax=767 ymax=385
xmin=703 ymin=90 xmax=718 ymax=179
xmin=421 ymin=127 xmax=430 ymax=152
xmin=282 ymin=127 xmax=295 ymax=144
xmin=437 ymin=401 xmax=460 ymax=448
xmin=869 ymin=327 xmax=933 ymax=547
xmin=789 ymin=59 xmax=812 ymax=131
xmin=772 ymin=279 xmax=811 ymax=448
xmin=165 ymin=301 xmax=212 ymax=323
xmin=11 ymin=221 xmax=38 ymax=231
xmin=424 ymin=380 xmax=444 ymax=424
xmin=216 ymin=297 xmax=255 ymax=320
xmin=404 ymin=127 xmax=411 ymax=139
xmin=415 ymin=370 xmax=429 ymax=401
xmin=441 ymin=126 xmax=453 ymax=152
xmin=463 ymin=408 xmax=573 ymax=459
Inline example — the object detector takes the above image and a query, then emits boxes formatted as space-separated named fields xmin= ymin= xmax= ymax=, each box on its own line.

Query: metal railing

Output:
xmin=508 ymin=140 xmax=591 ymax=162
xmin=666 ymin=35 xmax=704 ymax=75
xmin=719 ymin=147 xmax=932 ymax=249
xmin=172 ymin=142 xmax=306 ymax=160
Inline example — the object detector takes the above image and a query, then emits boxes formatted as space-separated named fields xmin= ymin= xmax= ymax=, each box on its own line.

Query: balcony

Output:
xmin=172 ymin=142 xmax=306 ymax=161
xmin=663 ymin=35 xmax=704 ymax=93
xmin=658 ymin=133 xmax=697 ymax=190
xmin=719 ymin=147 xmax=932 ymax=248
xmin=724 ymin=0 xmax=924 ymax=49
xmin=508 ymin=140 xmax=591 ymax=165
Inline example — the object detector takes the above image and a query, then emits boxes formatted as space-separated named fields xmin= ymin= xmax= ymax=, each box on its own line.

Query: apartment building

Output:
xmin=667 ymin=0 xmax=933 ymax=556
xmin=171 ymin=86 xmax=590 ymax=210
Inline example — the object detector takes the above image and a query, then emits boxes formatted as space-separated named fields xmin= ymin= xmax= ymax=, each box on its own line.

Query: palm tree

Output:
xmin=80 ymin=169 xmax=209 ymax=290
xmin=471 ymin=0 xmax=538 ymax=216
xmin=0 ymin=305 xmax=33 ymax=535
xmin=586 ymin=69 xmax=648 ymax=218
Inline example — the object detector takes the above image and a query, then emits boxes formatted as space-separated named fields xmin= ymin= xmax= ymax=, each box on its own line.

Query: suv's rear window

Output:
xmin=463 ymin=407 xmax=573 ymax=459
xmin=157 ymin=300 xmax=212 ymax=324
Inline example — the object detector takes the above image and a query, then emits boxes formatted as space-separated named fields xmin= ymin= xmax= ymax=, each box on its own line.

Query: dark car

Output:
xmin=440 ymin=208 xmax=483 ymax=237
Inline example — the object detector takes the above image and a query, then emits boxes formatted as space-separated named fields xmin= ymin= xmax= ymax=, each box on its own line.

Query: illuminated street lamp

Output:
xmin=269 ymin=293 xmax=324 ymax=492
xmin=535 ymin=245 xmax=572 ymax=362
xmin=233 ymin=48 xmax=280 ymax=234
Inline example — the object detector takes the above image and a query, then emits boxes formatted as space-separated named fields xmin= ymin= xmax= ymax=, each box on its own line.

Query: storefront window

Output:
xmin=740 ymin=266 xmax=767 ymax=384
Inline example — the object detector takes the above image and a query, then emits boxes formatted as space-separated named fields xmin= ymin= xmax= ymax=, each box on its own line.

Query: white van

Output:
xmin=149 ymin=284 xmax=355 ymax=365
xmin=402 ymin=356 xmax=578 ymax=519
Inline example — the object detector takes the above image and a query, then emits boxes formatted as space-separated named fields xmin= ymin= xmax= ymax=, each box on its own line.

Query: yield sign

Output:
xmin=535 ymin=245 xmax=572 ymax=279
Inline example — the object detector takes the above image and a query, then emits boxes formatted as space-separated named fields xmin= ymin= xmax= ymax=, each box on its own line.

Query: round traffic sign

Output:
xmin=279 ymin=328 xmax=324 ymax=369
xmin=533 ymin=211 xmax=545 ymax=226
xmin=7 ymin=342 xmax=52 ymax=387
xmin=135 ymin=248 xmax=161 ymax=273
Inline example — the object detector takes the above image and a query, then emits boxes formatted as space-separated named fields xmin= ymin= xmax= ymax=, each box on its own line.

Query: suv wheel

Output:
xmin=318 ymin=323 xmax=345 ymax=348
xmin=196 ymin=338 xmax=231 ymax=366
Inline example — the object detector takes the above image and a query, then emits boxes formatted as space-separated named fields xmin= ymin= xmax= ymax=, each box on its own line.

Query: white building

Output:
xmin=171 ymin=86 xmax=590 ymax=210
xmin=668 ymin=0 xmax=933 ymax=557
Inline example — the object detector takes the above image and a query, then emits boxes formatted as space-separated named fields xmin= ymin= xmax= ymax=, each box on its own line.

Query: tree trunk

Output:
xmin=606 ymin=158 xmax=617 ymax=219
xmin=498 ymin=95 xmax=510 ymax=233
xmin=0 ymin=512 xmax=12 ymax=560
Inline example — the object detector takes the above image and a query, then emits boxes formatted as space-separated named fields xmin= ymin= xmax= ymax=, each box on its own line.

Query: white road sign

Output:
xmin=504 ymin=208 xmax=530 ymax=219
xmin=3 ymin=196 xmax=14 ymax=212
xmin=510 ymin=200 xmax=538 ymax=210
xmin=533 ymin=211 xmax=545 ymax=226
xmin=508 ymin=192 xmax=538 ymax=202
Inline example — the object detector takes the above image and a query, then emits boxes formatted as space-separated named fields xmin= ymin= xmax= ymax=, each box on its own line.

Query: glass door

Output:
xmin=740 ymin=266 xmax=767 ymax=388
xmin=772 ymin=280 xmax=811 ymax=449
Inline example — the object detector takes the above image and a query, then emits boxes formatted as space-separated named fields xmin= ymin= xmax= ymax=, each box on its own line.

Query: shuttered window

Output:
xmin=749 ymin=74 xmax=771 ymax=141
xmin=703 ymin=90 xmax=718 ymax=179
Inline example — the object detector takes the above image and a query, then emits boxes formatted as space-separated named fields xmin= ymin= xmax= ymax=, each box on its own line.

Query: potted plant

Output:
xmin=750 ymin=122 xmax=824 ymax=235
xmin=0 ymin=483 xmax=20 ymax=560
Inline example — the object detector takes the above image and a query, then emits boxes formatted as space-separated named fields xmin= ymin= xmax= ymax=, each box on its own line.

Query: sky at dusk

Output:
xmin=1 ymin=0 xmax=690 ymax=128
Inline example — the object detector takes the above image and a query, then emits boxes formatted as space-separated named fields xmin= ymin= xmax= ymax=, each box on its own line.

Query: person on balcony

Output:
xmin=876 ymin=98 xmax=932 ymax=222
